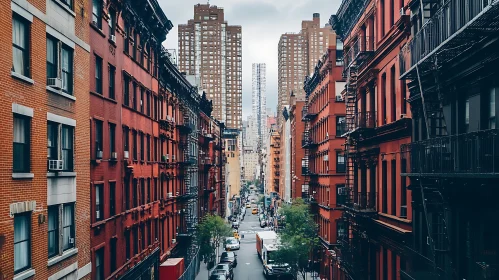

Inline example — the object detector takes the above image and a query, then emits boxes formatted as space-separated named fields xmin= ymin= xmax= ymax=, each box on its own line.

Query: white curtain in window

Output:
xmin=62 ymin=126 xmax=72 ymax=170
xmin=12 ymin=18 xmax=26 ymax=75
xmin=14 ymin=215 xmax=29 ymax=271
xmin=63 ymin=204 xmax=73 ymax=249
xmin=13 ymin=117 xmax=25 ymax=144
xmin=62 ymin=48 xmax=70 ymax=91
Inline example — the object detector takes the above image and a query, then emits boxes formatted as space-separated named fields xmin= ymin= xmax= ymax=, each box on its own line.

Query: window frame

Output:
xmin=95 ymin=55 xmax=103 ymax=94
xmin=57 ymin=0 xmax=73 ymax=10
xmin=61 ymin=45 xmax=73 ymax=94
xmin=92 ymin=0 xmax=102 ymax=29
xmin=109 ymin=182 xmax=116 ymax=216
xmin=95 ymin=248 xmax=104 ymax=280
xmin=62 ymin=203 xmax=75 ymax=251
xmin=108 ymin=64 xmax=115 ymax=99
xmin=13 ymin=114 xmax=31 ymax=173
xmin=47 ymin=205 xmax=59 ymax=258
xmin=14 ymin=212 xmax=31 ymax=274
xmin=95 ymin=184 xmax=103 ymax=222
xmin=95 ymin=120 xmax=103 ymax=158
xmin=336 ymin=152 xmax=346 ymax=173
xmin=12 ymin=14 xmax=30 ymax=78
xmin=109 ymin=123 xmax=116 ymax=156
xmin=123 ymin=75 xmax=130 ymax=106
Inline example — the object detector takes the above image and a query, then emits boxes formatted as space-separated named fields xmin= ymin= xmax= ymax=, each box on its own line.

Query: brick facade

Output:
xmin=0 ymin=0 xmax=91 ymax=279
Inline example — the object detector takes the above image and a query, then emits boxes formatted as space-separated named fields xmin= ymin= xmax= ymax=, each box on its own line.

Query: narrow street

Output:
xmin=197 ymin=193 xmax=269 ymax=280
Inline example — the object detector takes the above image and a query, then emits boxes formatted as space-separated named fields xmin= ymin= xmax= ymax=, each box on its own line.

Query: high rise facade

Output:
xmin=277 ymin=13 xmax=335 ymax=124
xmin=178 ymin=4 xmax=243 ymax=130
xmin=252 ymin=63 xmax=267 ymax=151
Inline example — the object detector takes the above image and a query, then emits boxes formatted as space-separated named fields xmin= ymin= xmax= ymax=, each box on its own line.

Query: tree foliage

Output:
xmin=197 ymin=214 xmax=232 ymax=263
xmin=273 ymin=198 xmax=319 ymax=278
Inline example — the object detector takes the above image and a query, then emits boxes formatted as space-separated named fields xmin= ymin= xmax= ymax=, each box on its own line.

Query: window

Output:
xmin=125 ymin=231 xmax=131 ymax=260
xmin=58 ymin=0 xmax=73 ymax=9
xmin=380 ymin=0 xmax=385 ymax=36
xmin=133 ymin=130 xmax=137 ymax=160
xmin=133 ymin=83 xmax=137 ymax=110
xmin=109 ymin=123 xmax=116 ymax=156
xmin=109 ymin=182 xmax=116 ymax=216
xmin=46 ymin=37 xmax=74 ymax=94
xmin=391 ymin=66 xmax=396 ymax=122
xmin=46 ymin=37 xmax=57 ymax=80
xmin=133 ymin=31 xmax=138 ymax=60
xmin=95 ymin=55 xmax=103 ymax=94
xmin=108 ymin=9 xmax=116 ymax=37
xmin=12 ymin=15 xmax=30 ymax=77
xmin=146 ymin=135 xmax=151 ymax=161
xmin=140 ymin=132 xmax=145 ymax=161
xmin=123 ymin=75 xmax=130 ymax=106
xmin=489 ymin=89 xmax=496 ymax=129
xmin=382 ymin=161 xmax=388 ymax=213
xmin=95 ymin=120 xmax=103 ymax=158
xmin=95 ymin=184 xmax=103 ymax=221
xmin=95 ymin=248 xmax=104 ymax=280
xmin=47 ymin=122 xmax=74 ymax=171
xmin=147 ymin=178 xmax=151 ymax=203
xmin=140 ymin=178 xmax=145 ymax=205
xmin=336 ymin=153 xmax=345 ymax=173
xmin=391 ymin=159 xmax=397 ymax=215
xmin=92 ymin=0 xmax=102 ymax=29
xmin=110 ymin=238 xmax=117 ymax=272
xmin=140 ymin=87 xmax=144 ymax=113
xmin=146 ymin=92 xmax=151 ymax=116
xmin=124 ymin=22 xmax=130 ymax=53
xmin=336 ymin=116 xmax=346 ymax=136
xmin=62 ymin=204 xmax=75 ymax=251
xmin=108 ymin=64 xmax=115 ymax=99
xmin=123 ymin=126 xmax=130 ymax=154
xmin=13 ymin=115 xmax=30 ymax=173
xmin=465 ymin=98 xmax=470 ymax=132
xmin=14 ymin=213 xmax=31 ymax=274
xmin=48 ymin=206 xmax=58 ymax=257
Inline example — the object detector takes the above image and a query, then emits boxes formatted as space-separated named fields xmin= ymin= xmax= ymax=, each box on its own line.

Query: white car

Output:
xmin=225 ymin=237 xmax=240 ymax=251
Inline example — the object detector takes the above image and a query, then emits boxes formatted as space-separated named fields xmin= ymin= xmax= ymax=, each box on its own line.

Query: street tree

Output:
xmin=197 ymin=214 xmax=232 ymax=265
xmin=273 ymin=198 xmax=319 ymax=279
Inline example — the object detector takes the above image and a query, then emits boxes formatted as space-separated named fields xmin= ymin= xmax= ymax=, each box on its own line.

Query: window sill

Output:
xmin=11 ymin=71 xmax=34 ymax=85
xmin=47 ymin=248 xmax=78 ymax=267
xmin=90 ymin=22 xmax=106 ymax=38
xmin=90 ymin=91 xmax=117 ymax=104
xmin=12 ymin=173 xmax=34 ymax=179
xmin=47 ymin=172 xmax=77 ymax=177
xmin=13 ymin=269 xmax=35 ymax=280
xmin=53 ymin=0 xmax=76 ymax=17
xmin=46 ymin=86 xmax=76 ymax=101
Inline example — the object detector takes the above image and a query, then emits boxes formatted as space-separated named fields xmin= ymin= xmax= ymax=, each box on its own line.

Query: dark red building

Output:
xmin=290 ymin=94 xmax=306 ymax=200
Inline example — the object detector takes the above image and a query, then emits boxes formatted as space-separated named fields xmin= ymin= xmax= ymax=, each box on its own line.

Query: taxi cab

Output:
xmin=233 ymin=231 xmax=240 ymax=240
xmin=252 ymin=208 xmax=258 ymax=215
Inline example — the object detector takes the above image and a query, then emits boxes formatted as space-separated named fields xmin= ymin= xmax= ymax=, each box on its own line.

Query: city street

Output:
xmin=197 ymin=194 xmax=269 ymax=280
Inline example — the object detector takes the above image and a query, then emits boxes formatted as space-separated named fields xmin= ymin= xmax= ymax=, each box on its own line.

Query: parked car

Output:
xmin=225 ymin=237 xmax=240 ymax=251
xmin=213 ymin=263 xmax=233 ymax=279
xmin=209 ymin=274 xmax=227 ymax=280
xmin=220 ymin=251 xmax=238 ymax=267
xmin=210 ymin=269 xmax=230 ymax=280
xmin=246 ymin=203 xmax=251 ymax=208
xmin=232 ymin=221 xmax=239 ymax=229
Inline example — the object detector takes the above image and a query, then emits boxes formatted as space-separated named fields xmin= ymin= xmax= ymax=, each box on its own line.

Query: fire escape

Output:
xmin=176 ymin=105 xmax=197 ymax=264
xmin=336 ymin=33 xmax=375 ymax=279
xmin=302 ymin=93 xmax=319 ymax=205
xmin=398 ymin=1 xmax=499 ymax=279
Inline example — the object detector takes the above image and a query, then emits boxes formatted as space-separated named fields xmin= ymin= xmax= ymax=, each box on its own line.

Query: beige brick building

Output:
xmin=178 ymin=4 xmax=243 ymax=130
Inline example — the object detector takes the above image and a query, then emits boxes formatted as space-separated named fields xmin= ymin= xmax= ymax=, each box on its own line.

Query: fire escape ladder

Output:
xmin=303 ymin=102 xmax=311 ymax=201
xmin=344 ymin=65 xmax=359 ymax=207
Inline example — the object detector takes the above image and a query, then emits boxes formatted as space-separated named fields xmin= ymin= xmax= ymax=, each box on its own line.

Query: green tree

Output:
xmin=273 ymin=198 xmax=319 ymax=279
xmin=197 ymin=214 xmax=232 ymax=264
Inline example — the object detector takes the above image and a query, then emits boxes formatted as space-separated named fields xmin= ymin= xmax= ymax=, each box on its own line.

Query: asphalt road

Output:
xmin=196 ymin=193 xmax=269 ymax=280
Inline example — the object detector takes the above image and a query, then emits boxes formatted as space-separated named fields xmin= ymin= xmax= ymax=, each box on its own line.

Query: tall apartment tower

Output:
xmin=252 ymin=63 xmax=267 ymax=152
xmin=277 ymin=13 xmax=334 ymax=124
xmin=178 ymin=4 xmax=243 ymax=129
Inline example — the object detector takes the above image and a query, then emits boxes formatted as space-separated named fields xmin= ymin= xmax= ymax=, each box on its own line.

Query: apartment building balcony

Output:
xmin=302 ymin=135 xmax=318 ymax=148
xmin=353 ymin=192 xmax=377 ymax=212
xmin=302 ymin=106 xmax=318 ymax=121
xmin=159 ymin=116 xmax=175 ymax=131
xmin=401 ymin=129 xmax=499 ymax=178
xmin=354 ymin=111 xmax=376 ymax=129
xmin=343 ymin=36 xmax=374 ymax=75
xmin=176 ymin=122 xmax=195 ymax=134
xmin=178 ymin=156 xmax=196 ymax=166
xmin=399 ymin=0 xmax=499 ymax=79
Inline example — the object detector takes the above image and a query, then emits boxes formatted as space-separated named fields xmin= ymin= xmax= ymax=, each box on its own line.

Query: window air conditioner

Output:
xmin=172 ymin=117 xmax=175 ymax=123
xmin=176 ymin=192 xmax=179 ymax=196
xmin=47 ymin=78 xmax=63 ymax=89
xmin=96 ymin=210 xmax=100 ymax=219
xmin=110 ymin=35 xmax=116 ymax=43
xmin=324 ymin=155 xmax=329 ymax=161
xmin=124 ymin=151 xmax=129 ymax=159
xmin=69 ymin=238 xmax=74 ymax=244
xmin=172 ymin=239 xmax=176 ymax=244
xmin=167 ymin=192 xmax=173 ymax=198
xmin=172 ymin=155 xmax=176 ymax=161
xmin=111 ymin=152 xmax=117 ymax=159
xmin=96 ymin=150 xmax=103 ymax=159
xmin=48 ymin=159 xmax=64 ymax=171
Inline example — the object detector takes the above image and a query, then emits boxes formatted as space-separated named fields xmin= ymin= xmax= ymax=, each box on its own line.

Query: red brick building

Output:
xmin=331 ymin=0 xmax=413 ymax=278
xmin=303 ymin=34 xmax=346 ymax=279
xmin=289 ymin=94 xmax=306 ymax=200
xmin=0 ymin=0 xmax=91 ymax=279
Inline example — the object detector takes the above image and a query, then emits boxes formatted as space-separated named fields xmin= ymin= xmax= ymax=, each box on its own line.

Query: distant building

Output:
xmin=252 ymin=63 xmax=267 ymax=152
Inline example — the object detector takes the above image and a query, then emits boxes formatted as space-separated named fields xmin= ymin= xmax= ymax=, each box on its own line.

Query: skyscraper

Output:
xmin=277 ymin=13 xmax=334 ymax=124
xmin=178 ymin=4 xmax=243 ymax=129
xmin=252 ymin=63 xmax=266 ymax=152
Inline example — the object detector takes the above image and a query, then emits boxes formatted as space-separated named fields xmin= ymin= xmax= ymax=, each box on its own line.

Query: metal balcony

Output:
xmin=353 ymin=192 xmax=377 ymax=212
xmin=399 ymin=0 xmax=499 ymax=79
xmin=354 ymin=111 xmax=376 ymax=129
xmin=301 ymin=135 xmax=318 ymax=148
xmin=401 ymin=129 xmax=499 ymax=177
xmin=302 ymin=106 xmax=318 ymax=121
xmin=343 ymin=36 xmax=374 ymax=76
xmin=177 ymin=122 xmax=195 ymax=134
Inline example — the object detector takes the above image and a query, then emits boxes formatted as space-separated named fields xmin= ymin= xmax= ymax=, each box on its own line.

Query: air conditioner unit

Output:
xmin=176 ymin=192 xmax=179 ymax=196
xmin=124 ymin=151 xmax=129 ymax=159
xmin=172 ymin=239 xmax=176 ymax=244
xmin=400 ymin=7 xmax=405 ymax=15
xmin=335 ymin=95 xmax=344 ymax=102
xmin=69 ymin=238 xmax=74 ymax=244
xmin=96 ymin=150 xmax=103 ymax=159
xmin=167 ymin=192 xmax=173 ymax=198
xmin=111 ymin=152 xmax=117 ymax=159
xmin=172 ymin=155 xmax=176 ymax=161
xmin=166 ymin=116 xmax=171 ymax=121
xmin=96 ymin=210 xmax=100 ymax=219
xmin=48 ymin=159 xmax=63 ymax=171
xmin=326 ymin=132 xmax=329 ymax=139
xmin=206 ymin=133 xmax=213 ymax=138
xmin=47 ymin=78 xmax=62 ymax=89
xmin=110 ymin=34 xmax=116 ymax=43
xmin=324 ymin=155 xmax=329 ymax=161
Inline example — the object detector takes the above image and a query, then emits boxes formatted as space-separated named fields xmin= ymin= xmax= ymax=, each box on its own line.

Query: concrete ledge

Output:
xmin=47 ymin=172 xmax=77 ymax=177
xmin=12 ymin=173 xmax=34 ymax=179
xmin=77 ymin=262 xmax=92 ymax=279
xmin=13 ymin=269 xmax=35 ymax=280
xmin=11 ymin=71 xmax=34 ymax=84
xmin=46 ymin=86 xmax=76 ymax=101
xmin=47 ymin=248 xmax=78 ymax=267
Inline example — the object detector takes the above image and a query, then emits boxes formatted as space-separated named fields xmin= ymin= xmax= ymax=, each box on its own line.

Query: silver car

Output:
xmin=225 ymin=237 xmax=240 ymax=251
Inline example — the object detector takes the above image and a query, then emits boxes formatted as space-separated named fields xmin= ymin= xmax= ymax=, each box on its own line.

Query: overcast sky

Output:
xmin=160 ymin=0 xmax=341 ymax=119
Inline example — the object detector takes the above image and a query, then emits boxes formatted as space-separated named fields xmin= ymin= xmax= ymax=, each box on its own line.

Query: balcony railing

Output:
xmin=302 ymin=135 xmax=318 ymax=148
xmin=354 ymin=111 xmax=376 ymax=129
xmin=399 ymin=0 xmax=498 ymax=77
xmin=402 ymin=129 xmax=499 ymax=176
xmin=344 ymin=36 xmax=374 ymax=73
xmin=302 ymin=106 xmax=318 ymax=121
xmin=353 ymin=192 xmax=377 ymax=212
